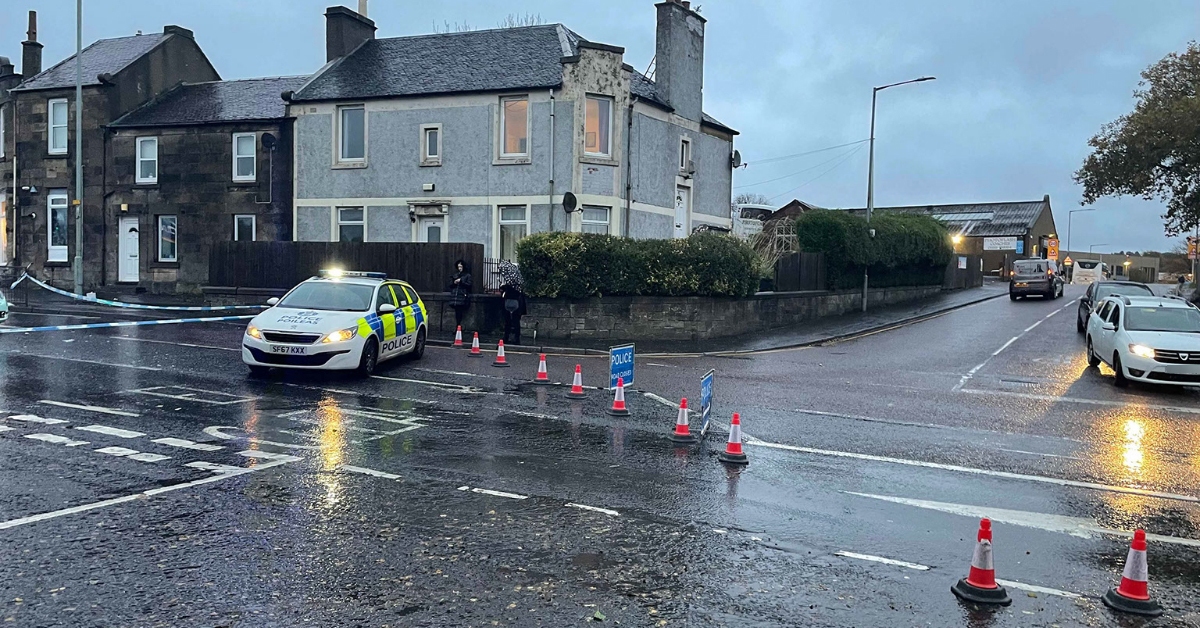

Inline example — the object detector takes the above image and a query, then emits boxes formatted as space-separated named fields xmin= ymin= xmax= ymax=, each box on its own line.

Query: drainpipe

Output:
xmin=624 ymin=96 xmax=636 ymax=237
xmin=10 ymin=102 xmax=16 ymax=264
xmin=548 ymin=88 xmax=555 ymax=233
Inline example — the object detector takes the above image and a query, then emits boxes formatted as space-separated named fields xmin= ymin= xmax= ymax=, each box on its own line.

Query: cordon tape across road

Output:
xmin=11 ymin=273 xmax=267 ymax=312
xmin=0 ymin=315 xmax=256 ymax=335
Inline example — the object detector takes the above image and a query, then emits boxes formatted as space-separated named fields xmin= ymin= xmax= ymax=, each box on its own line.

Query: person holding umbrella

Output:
xmin=498 ymin=260 xmax=527 ymax=345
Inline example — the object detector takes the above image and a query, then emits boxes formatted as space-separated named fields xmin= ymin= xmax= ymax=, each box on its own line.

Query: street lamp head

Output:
xmin=951 ymin=234 xmax=963 ymax=245
xmin=915 ymin=76 xmax=936 ymax=82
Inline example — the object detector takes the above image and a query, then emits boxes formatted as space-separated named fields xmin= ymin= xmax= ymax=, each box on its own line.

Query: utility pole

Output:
xmin=72 ymin=0 xmax=83 ymax=295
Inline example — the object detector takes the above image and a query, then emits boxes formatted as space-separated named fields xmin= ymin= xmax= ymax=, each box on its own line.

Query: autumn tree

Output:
xmin=1075 ymin=41 xmax=1200 ymax=236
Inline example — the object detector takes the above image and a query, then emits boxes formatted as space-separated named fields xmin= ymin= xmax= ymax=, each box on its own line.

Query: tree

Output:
xmin=1075 ymin=41 xmax=1200 ymax=237
xmin=433 ymin=13 xmax=544 ymax=33
xmin=734 ymin=192 xmax=773 ymax=206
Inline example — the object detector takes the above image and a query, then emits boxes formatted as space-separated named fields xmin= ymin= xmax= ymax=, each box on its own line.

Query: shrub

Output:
xmin=794 ymin=210 xmax=952 ymax=290
xmin=517 ymin=232 xmax=759 ymax=298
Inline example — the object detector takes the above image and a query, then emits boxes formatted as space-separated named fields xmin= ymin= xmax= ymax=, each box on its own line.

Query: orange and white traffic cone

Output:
xmin=565 ymin=364 xmax=586 ymax=399
xmin=606 ymin=377 xmax=630 ymax=416
xmin=1102 ymin=529 xmax=1162 ymax=616
xmin=668 ymin=398 xmax=697 ymax=444
xmin=718 ymin=413 xmax=748 ymax=465
xmin=453 ymin=326 xmax=463 ymax=347
xmin=492 ymin=340 xmax=510 ymax=367
xmin=469 ymin=332 xmax=482 ymax=357
xmin=535 ymin=354 xmax=550 ymax=382
xmin=951 ymin=518 xmax=1012 ymax=606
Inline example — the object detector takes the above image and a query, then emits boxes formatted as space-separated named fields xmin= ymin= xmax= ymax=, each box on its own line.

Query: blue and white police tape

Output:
xmin=11 ymin=273 xmax=267 ymax=311
xmin=0 ymin=314 xmax=256 ymax=335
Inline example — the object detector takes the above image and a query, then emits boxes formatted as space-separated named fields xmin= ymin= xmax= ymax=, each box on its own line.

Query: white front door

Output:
xmin=417 ymin=216 xmax=444 ymax=243
xmin=674 ymin=185 xmax=690 ymax=238
xmin=118 ymin=217 xmax=140 ymax=283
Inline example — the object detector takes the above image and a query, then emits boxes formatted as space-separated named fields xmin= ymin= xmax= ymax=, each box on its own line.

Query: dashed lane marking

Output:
xmin=152 ymin=437 xmax=223 ymax=452
xmin=834 ymin=551 xmax=930 ymax=571
xmin=95 ymin=446 xmax=141 ymax=457
xmin=565 ymin=503 xmax=620 ymax=516
xmin=38 ymin=400 xmax=140 ymax=417
xmin=953 ymin=300 xmax=1076 ymax=392
xmin=745 ymin=437 xmax=1200 ymax=504
xmin=238 ymin=449 xmax=302 ymax=462
xmin=456 ymin=486 xmax=529 ymax=500
xmin=76 ymin=425 xmax=146 ymax=439
xmin=185 ymin=461 xmax=243 ymax=473
xmin=24 ymin=433 xmax=89 ymax=447
xmin=844 ymin=491 xmax=1200 ymax=548
xmin=9 ymin=414 xmax=68 ymax=425
xmin=958 ymin=388 xmax=1200 ymax=415
xmin=0 ymin=425 xmax=13 ymax=432
xmin=127 ymin=452 xmax=171 ymax=463
xmin=0 ymin=457 xmax=298 ymax=530
xmin=341 ymin=465 xmax=402 ymax=480
xmin=994 ymin=579 xmax=1082 ymax=599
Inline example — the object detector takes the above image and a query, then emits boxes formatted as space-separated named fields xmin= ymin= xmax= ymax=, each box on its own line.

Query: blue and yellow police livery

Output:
xmin=241 ymin=270 xmax=428 ymax=376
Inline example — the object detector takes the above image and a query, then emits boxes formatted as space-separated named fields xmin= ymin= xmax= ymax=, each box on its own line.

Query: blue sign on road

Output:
xmin=609 ymin=344 xmax=635 ymax=389
xmin=699 ymin=369 xmax=714 ymax=437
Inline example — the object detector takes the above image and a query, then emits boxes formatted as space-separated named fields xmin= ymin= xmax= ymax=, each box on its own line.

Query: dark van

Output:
xmin=1010 ymin=259 xmax=1064 ymax=301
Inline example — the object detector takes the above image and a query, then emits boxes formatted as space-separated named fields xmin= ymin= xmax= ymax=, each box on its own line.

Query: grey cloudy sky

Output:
xmin=4 ymin=0 xmax=1197 ymax=252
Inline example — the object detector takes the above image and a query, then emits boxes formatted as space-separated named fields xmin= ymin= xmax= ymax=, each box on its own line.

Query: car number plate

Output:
xmin=270 ymin=345 xmax=307 ymax=355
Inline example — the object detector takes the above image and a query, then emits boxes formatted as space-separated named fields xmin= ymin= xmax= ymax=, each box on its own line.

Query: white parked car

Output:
xmin=1085 ymin=295 xmax=1200 ymax=388
xmin=0 ymin=289 xmax=7 ymax=323
xmin=242 ymin=270 xmax=427 ymax=376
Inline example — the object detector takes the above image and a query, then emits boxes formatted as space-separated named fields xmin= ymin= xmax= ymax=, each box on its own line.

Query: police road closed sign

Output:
xmin=609 ymin=344 xmax=635 ymax=389
xmin=699 ymin=369 xmax=714 ymax=437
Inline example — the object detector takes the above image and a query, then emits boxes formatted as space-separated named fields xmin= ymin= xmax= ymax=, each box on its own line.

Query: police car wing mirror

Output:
xmin=266 ymin=297 xmax=280 ymax=306
xmin=378 ymin=303 xmax=397 ymax=314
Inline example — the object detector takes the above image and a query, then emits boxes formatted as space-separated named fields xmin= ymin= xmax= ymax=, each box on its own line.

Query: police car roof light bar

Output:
xmin=318 ymin=269 xmax=387 ymax=279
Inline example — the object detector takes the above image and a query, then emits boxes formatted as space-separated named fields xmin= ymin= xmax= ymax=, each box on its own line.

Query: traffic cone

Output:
xmin=492 ymin=340 xmax=510 ymax=367
xmin=565 ymin=364 xmax=586 ymax=399
xmin=469 ymin=332 xmax=482 ymax=357
xmin=1102 ymin=529 xmax=1163 ymax=616
xmin=668 ymin=398 xmax=697 ymax=444
xmin=535 ymin=354 xmax=550 ymax=382
xmin=718 ymin=413 xmax=748 ymax=465
xmin=951 ymin=518 xmax=1012 ymax=606
xmin=453 ymin=326 xmax=463 ymax=347
xmin=606 ymin=377 xmax=630 ymax=416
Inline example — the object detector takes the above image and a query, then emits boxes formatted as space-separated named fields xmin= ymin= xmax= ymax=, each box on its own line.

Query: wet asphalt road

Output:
xmin=1 ymin=285 xmax=1199 ymax=627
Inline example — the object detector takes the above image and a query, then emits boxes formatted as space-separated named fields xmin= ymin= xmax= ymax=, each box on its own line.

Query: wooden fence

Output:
xmin=207 ymin=242 xmax=485 ymax=294
xmin=774 ymin=252 xmax=827 ymax=292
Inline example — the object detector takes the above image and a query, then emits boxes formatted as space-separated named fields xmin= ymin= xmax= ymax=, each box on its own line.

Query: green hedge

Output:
xmin=794 ymin=210 xmax=952 ymax=290
xmin=517 ymin=232 xmax=759 ymax=298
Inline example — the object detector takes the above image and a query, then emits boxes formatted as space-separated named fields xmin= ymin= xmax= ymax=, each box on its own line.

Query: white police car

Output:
xmin=242 ymin=270 xmax=427 ymax=376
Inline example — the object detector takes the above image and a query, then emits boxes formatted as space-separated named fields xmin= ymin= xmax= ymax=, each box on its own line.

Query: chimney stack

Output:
xmin=653 ymin=1 xmax=705 ymax=122
xmin=0 ymin=57 xmax=14 ymax=78
xmin=22 ymin=10 xmax=42 ymax=78
xmin=325 ymin=5 xmax=376 ymax=62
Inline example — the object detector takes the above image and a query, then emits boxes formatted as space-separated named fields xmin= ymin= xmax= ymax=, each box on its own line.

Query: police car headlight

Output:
xmin=1128 ymin=344 xmax=1156 ymax=359
xmin=246 ymin=325 xmax=262 ymax=339
xmin=321 ymin=327 xmax=359 ymax=344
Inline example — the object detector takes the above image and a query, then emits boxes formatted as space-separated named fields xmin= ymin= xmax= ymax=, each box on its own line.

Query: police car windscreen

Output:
xmin=278 ymin=283 xmax=374 ymax=311
xmin=1125 ymin=307 xmax=1200 ymax=333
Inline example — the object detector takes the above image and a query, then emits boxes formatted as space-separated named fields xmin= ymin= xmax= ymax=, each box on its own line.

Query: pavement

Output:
xmin=2 ymin=283 xmax=1200 ymax=626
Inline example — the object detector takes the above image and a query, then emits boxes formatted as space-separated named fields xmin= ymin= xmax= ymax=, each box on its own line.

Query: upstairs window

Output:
xmin=136 ymin=137 xmax=158 ymax=184
xmin=420 ymin=123 xmax=442 ymax=166
xmin=679 ymin=137 xmax=691 ymax=171
xmin=500 ymin=96 xmax=528 ymax=157
xmin=1 ymin=104 xmax=6 ymax=158
xmin=233 ymin=133 xmax=256 ymax=181
xmin=584 ymin=95 xmax=612 ymax=157
xmin=338 ymin=105 xmax=365 ymax=162
xmin=48 ymin=99 xmax=68 ymax=154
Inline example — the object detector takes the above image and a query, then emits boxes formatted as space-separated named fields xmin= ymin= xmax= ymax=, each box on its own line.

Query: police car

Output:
xmin=242 ymin=270 xmax=427 ymax=376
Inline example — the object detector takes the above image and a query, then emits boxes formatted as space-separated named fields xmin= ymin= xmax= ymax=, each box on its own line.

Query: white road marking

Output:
xmin=113 ymin=335 xmax=237 ymax=352
xmin=9 ymin=352 xmax=160 ymax=372
xmin=0 ymin=425 xmax=12 ymax=432
xmin=238 ymin=449 xmax=302 ymax=462
xmin=0 ymin=457 xmax=297 ymax=530
xmin=76 ymin=425 xmax=146 ymax=439
xmin=456 ymin=486 xmax=528 ymax=500
xmin=95 ymin=446 xmax=140 ymax=457
xmin=958 ymin=388 xmax=1200 ymax=415
xmin=126 ymin=452 xmax=171 ymax=463
xmin=38 ymin=400 xmax=140 ymax=417
xmin=24 ymin=433 xmax=89 ymax=447
xmin=152 ymin=437 xmax=223 ymax=452
xmin=341 ymin=465 xmax=402 ymax=480
xmin=953 ymin=304 xmax=1070 ymax=391
xmin=409 ymin=367 xmax=506 ymax=380
xmin=994 ymin=579 xmax=1082 ymax=599
xmin=640 ymin=391 xmax=678 ymax=408
xmin=565 ymin=503 xmax=620 ymax=516
xmin=129 ymin=386 xmax=255 ymax=405
xmin=844 ymin=492 xmax=1200 ymax=548
xmin=185 ymin=461 xmax=244 ymax=473
xmin=745 ymin=438 xmax=1200 ymax=504
xmin=203 ymin=425 xmax=321 ymax=451
xmin=834 ymin=551 xmax=930 ymax=571
xmin=998 ymin=448 xmax=1087 ymax=462
xmin=371 ymin=375 xmax=486 ymax=394
xmin=9 ymin=414 xmax=68 ymax=425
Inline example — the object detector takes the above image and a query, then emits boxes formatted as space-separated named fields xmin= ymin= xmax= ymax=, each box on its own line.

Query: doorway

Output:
xmin=674 ymin=185 xmax=691 ymax=238
xmin=118 ymin=216 xmax=140 ymax=283
xmin=417 ymin=216 xmax=445 ymax=243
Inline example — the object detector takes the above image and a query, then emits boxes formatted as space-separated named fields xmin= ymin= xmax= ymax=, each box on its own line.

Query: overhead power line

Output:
xmin=747 ymin=138 xmax=870 ymax=167
xmin=735 ymin=143 xmax=865 ymax=189
xmin=769 ymin=143 xmax=866 ymax=202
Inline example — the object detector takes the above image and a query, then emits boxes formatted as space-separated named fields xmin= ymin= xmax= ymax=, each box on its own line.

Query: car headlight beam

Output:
xmin=1128 ymin=344 xmax=1155 ymax=359
xmin=246 ymin=325 xmax=262 ymax=339
xmin=321 ymin=327 xmax=359 ymax=344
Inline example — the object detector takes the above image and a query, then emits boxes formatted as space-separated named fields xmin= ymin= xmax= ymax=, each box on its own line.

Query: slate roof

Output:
xmin=628 ymin=69 xmax=737 ymax=134
xmin=110 ymin=76 xmax=309 ymax=127
xmin=845 ymin=200 xmax=1051 ymax=237
xmin=15 ymin=33 xmax=169 ymax=91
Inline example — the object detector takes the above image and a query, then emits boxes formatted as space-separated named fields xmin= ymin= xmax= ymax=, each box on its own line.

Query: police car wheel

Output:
xmin=357 ymin=338 xmax=379 ymax=377
xmin=409 ymin=327 xmax=426 ymax=361
xmin=247 ymin=365 xmax=271 ymax=377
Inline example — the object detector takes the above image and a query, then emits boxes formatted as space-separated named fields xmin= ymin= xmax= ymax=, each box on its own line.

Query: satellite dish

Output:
xmin=261 ymin=133 xmax=277 ymax=150
xmin=731 ymin=150 xmax=742 ymax=169
xmin=562 ymin=192 xmax=578 ymax=213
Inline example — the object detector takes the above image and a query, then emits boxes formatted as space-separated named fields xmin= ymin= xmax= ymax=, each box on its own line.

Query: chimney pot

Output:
xmin=22 ymin=10 xmax=43 ymax=77
xmin=358 ymin=0 xmax=368 ymax=17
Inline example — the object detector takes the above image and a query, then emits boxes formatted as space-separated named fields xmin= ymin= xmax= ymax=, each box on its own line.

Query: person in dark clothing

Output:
xmin=498 ymin=260 xmax=526 ymax=345
xmin=448 ymin=260 xmax=473 ymax=328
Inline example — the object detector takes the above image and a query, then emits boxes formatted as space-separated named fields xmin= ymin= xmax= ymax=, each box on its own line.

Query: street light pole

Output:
xmin=1066 ymin=208 xmax=1095 ymax=258
xmin=72 ymin=0 xmax=83 ymax=295
xmin=862 ymin=76 xmax=935 ymax=312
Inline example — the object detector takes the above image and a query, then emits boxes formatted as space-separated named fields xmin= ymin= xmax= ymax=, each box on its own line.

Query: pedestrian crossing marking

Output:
xmin=77 ymin=425 xmax=146 ymax=439
xmin=25 ymin=433 xmax=89 ymax=447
